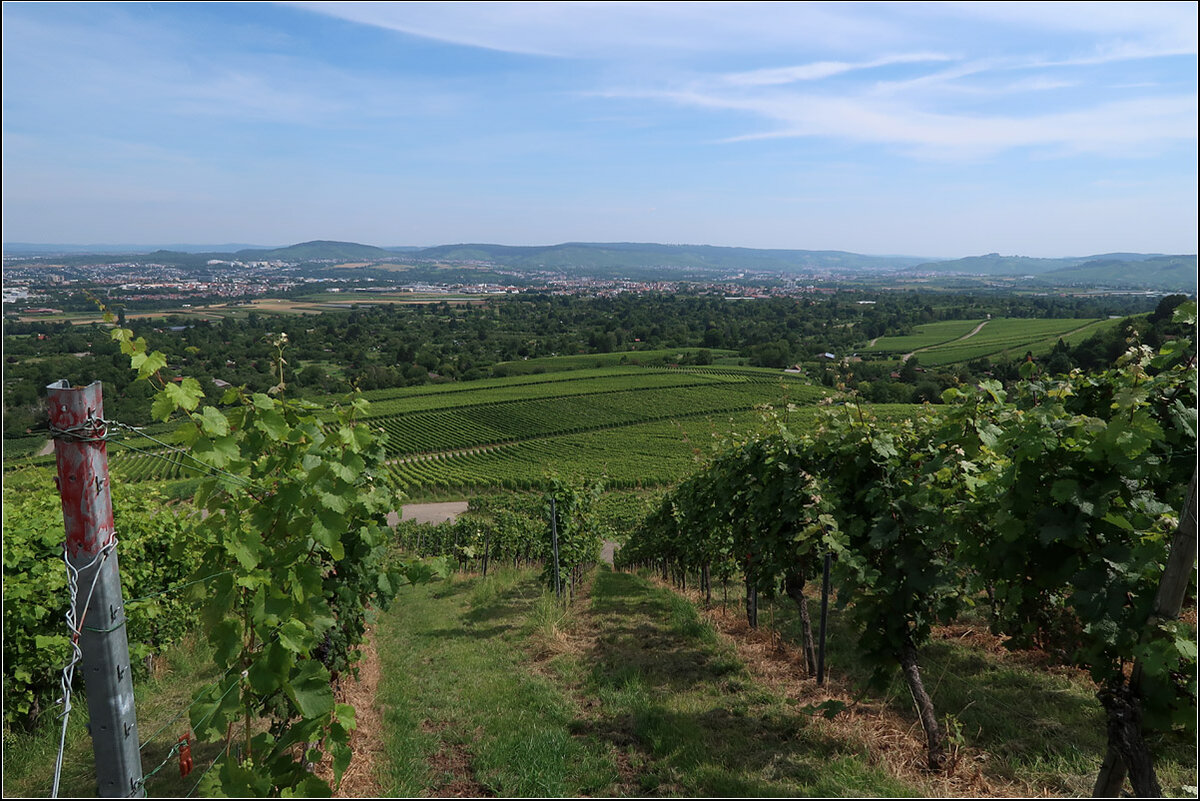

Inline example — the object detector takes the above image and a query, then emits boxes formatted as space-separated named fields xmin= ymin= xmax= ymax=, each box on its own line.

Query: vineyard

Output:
xmin=864 ymin=316 xmax=1118 ymax=365
xmin=620 ymin=303 xmax=1198 ymax=795
xmin=94 ymin=365 xmax=834 ymax=495
xmin=3 ymin=307 xmax=1195 ymax=798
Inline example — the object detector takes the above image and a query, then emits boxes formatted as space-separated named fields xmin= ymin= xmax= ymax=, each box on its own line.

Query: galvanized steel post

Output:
xmin=47 ymin=380 xmax=145 ymax=798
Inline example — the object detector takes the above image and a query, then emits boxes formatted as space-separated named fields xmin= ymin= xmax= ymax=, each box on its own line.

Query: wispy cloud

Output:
xmin=640 ymin=85 xmax=1196 ymax=159
xmin=719 ymin=53 xmax=953 ymax=87
xmin=3 ymin=2 xmax=1195 ymax=251
xmin=285 ymin=1 xmax=913 ymax=58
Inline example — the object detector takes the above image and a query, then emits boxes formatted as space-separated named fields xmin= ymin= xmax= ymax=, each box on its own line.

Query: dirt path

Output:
xmin=901 ymin=319 xmax=990 ymax=363
xmin=599 ymin=540 xmax=620 ymax=566
xmin=385 ymin=501 xmax=470 ymax=528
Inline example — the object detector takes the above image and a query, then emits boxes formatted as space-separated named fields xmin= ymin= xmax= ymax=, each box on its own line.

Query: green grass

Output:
xmin=7 ymin=557 xmax=1191 ymax=797
xmin=374 ymin=568 xmax=618 ymax=796
xmin=1 ymin=436 xmax=49 ymax=460
xmin=2 ymin=633 xmax=226 ymax=799
xmin=577 ymin=569 xmax=920 ymax=796
xmin=914 ymin=318 xmax=1105 ymax=366
xmin=864 ymin=319 xmax=988 ymax=354
xmin=375 ymin=564 xmax=923 ymax=796
xmin=863 ymin=317 xmax=1112 ymax=367
xmin=493 ymin=348 xmax=739 ymax=375
xmin=754 ymin=590 xmax=1198 ymax=797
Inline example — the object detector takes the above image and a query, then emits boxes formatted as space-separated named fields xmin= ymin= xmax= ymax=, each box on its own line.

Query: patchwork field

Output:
xmin=862 ymin=319 xmax=987 ymax=354
xmin=10 ymin=292 xmax=488 ymax=325
xmin=863 ymin=317 xmax=1117 ymax=366
xmin=94 ymin=364 xmax=855 ymax=495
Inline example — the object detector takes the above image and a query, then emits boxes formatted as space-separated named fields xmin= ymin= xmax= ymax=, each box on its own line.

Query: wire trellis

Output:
xmin=50 ymin=536 xmax=118 ymax=798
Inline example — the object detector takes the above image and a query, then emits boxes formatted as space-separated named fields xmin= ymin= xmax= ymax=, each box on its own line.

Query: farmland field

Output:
xmin=863 ymin=319 xmax=987 ymax=354
xmin=913 ymin=317 xmax=1112 ymax=366
xmin=490 ymin=348 xmax=738 ymax=375
xmin=864 ymin=317 xmax=1116 ymax=366
xmin=93 ymin=363 xmax=860 ymax=494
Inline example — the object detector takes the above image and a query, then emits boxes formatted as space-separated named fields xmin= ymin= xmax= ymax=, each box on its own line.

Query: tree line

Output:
xmin=3 ymin=291 xmax=1177 ymax=439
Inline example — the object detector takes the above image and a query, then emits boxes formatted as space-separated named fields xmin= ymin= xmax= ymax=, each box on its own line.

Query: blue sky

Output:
xmin=2 ymin=1 xmax=1196 ymax=257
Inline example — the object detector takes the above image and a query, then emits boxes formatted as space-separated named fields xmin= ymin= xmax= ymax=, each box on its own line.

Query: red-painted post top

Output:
xmin=46 ymin=380 xmax=115 ymax=560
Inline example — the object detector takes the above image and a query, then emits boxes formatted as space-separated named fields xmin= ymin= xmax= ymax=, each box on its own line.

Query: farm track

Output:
xmin=914 ymin=318 xmax=1111 ymax=367
xmin=901 ymin=318 xmax=990 ymax=363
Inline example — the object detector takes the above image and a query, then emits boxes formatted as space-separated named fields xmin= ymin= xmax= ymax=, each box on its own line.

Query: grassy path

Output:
xmin=373 ymin=568 xmax=617 ymax=796
xmin=10 ymin=562 xmax=1188 ymax=796
xmin=373 ymin=566 xmax=920 ymax=796
xmin=568 ymin=569 xmax=920 ymax=796
xmin=901 ymin=319 xmax=990 ymax=363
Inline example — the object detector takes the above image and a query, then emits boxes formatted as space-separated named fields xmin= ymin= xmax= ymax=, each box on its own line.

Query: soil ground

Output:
xmin=385 ymin=501 xmax=470 ymax=528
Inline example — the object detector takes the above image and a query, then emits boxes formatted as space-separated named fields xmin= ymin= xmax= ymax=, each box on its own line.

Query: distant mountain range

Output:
xmin=404 ymin=242 xmax=932 ymax=273
xmin=910 ymin=252 xmax=1167 ymax=276
xmin=4 ymin=239 xmax=1194 ymax=291
xmin=909 ymin=252 xmax=1196 ymax=291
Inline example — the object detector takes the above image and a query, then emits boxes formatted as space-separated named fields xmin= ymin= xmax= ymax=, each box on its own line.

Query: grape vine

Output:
xmin=623 ymin=303 xmax=1197 ymax=786
xmin=108 ymin=322 xmax=413 ymax=795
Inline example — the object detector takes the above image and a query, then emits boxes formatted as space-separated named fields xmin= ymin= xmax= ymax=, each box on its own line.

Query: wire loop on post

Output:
xmin=51 ymin=536 xmax=119 ymax=798
xmin=47 ymin=408 xmax=110 ymax=444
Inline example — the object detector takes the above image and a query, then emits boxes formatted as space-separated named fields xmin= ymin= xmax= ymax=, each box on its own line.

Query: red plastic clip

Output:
xmin=178 ymin=733 xmax=194 ymax=778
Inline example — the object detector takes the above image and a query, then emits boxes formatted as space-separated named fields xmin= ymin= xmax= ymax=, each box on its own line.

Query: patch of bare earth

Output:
xmin=316 ymin=627 xmax=385 ymax=797
xmin=648 ymin=576 xmax=1064 ymax=798
xmin=421 ymin=722 xmax=493 ymax=798
xmin=390 ymin=501 xmax=470 ymax=526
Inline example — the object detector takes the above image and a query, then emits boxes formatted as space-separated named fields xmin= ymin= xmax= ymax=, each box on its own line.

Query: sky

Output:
xmin=2 ymin=1 xmax=1197 ymax=258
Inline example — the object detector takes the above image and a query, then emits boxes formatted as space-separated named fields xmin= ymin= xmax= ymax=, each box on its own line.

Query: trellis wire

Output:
xmin=49 ymin=409 xmax=258 ymax=490
xmin=124 ymin=570 xmax=234 ymax=609
xmin=50 ymin=536 xmax=118 ymax=798
xmin=134 ymin=672 xmax=242 ymax=794
xmin=136 ymin=663 xmax=240 ymax=754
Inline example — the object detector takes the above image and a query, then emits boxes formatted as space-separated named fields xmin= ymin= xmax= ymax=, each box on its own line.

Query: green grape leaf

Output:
xmin=277 ymin=618 xmax=313 ymax=654
xmin=285 ymin=660 xmax=335 ymax=719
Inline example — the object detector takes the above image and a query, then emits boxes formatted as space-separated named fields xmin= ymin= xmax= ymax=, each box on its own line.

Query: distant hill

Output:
xmin=5 ymin=239 xmax=1191 ymax=291
xmin=235 ymin=240 xmax=395 ymax=261
xmin=1037 ymin=255 xmax=1196 ymax=292
xmin=908 ymin=252 xmax=1194 ymax=291
xmin=911 ymin=253 xmax=1088 ymax=276
xmin=410 ymin=242 xmax=931 ymax=274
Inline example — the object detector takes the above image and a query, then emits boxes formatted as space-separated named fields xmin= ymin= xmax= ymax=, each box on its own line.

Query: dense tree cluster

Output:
xmin=2 ymin=291 xmax=1167 ymax=438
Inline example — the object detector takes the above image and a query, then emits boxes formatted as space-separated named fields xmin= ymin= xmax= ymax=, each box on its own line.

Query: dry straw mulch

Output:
xmin=653 ymin=576 xmax=1068 ymax=798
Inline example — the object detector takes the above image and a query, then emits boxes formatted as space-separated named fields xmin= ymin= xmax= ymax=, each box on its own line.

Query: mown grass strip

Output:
xmin=373 ymin=568 xmax=617 ymax=796
xmin=373 ymin=564 xmax=926 ymax=797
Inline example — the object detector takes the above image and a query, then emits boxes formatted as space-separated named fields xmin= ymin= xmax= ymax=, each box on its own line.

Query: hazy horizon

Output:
xmin=2 ymin=237 xmax=1189 ymax=263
